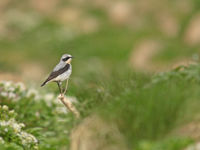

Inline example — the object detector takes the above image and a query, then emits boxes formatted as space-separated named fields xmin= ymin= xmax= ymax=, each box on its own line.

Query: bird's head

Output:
xmin=61 ymin=54 xmax=73 ymax=64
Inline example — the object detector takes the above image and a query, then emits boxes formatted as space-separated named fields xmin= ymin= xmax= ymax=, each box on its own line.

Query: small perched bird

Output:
xmin=41 ymin=54 xmax=73 ymax=95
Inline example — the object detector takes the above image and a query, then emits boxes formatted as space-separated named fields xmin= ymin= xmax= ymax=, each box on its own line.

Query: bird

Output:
xmin=41 ymin=54 xmax=73 ymax=95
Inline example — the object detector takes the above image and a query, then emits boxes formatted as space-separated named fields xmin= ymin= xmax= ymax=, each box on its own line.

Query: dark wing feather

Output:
xmin=41 ymin=64 xmax=70 ymax=87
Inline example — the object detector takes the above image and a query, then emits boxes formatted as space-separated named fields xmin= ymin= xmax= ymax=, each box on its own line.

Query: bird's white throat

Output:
xmin=66 ymin=58 xmax=72 ymax=64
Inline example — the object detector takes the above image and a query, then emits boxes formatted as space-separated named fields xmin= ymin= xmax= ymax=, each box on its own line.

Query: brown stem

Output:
xmin=58 ymin=95 xmax=80 ymax=119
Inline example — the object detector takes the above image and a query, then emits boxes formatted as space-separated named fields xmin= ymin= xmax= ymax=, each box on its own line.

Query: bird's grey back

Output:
xmin=53 ymin=61 xmax=66 ymax=71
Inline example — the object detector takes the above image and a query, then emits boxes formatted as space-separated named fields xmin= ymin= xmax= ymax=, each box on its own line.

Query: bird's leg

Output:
xmin=63 ymin=79 xmax=69 ymax=95
xmin=57 ymin=81 xmax=63 ymax=96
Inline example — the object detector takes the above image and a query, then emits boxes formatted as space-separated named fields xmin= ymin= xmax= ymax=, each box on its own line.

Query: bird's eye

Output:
xmin=62 ymin=57 xmax=69 ymax=61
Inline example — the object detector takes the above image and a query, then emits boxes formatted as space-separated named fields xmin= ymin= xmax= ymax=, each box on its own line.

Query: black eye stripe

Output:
xmin=62 ymin=57 xmax=71 ymax=61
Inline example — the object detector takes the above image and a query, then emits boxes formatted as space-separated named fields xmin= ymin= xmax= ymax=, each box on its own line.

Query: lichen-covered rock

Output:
xmin=70 ymin=115 xmax=128 ymax=150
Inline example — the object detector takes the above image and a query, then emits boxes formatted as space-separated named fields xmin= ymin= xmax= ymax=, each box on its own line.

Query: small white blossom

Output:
xmin=44 ymin=93 xmax=55 ymax=107
xmin=8 ymin=87 xmax=15 ymax=92
xmin=2 ymin=105 xmax=8 ymax=111
xmin=55 ymin=106 xmax=68 ymax=114
xmin=1 ymin=92 xmax=8 ymax=97
xmin=33 ymin=145 xmax=39 ymax=150
xmin=0 ymin=137 xmax=5 ymax=144
xmin=16 ymin=82 xmax=26 ymax=91
xmin=9 ymin=110 xmax=15 ymax=115
xmin=67 ymin=96 xmax=78 ymax=103
xmin=26 ymin=89 xmax=41 ymax=100
xmin=4 ymin=81 xmax=12 ymax=88
xmin=12 ymin=123 xmax=22 ymax=133
xmin=0 ymin=105 xmax=38 ymax=149
xmin=19 ymin=131 xmax=38 ymax=145
xmin=44 ymin=93 xmax=54 ymax=101
xmin=35 ymin=112 xmax=40 ymax=117
xmin=4 ymin=128 xmax=8 ymax=132
xmin=26 ymin=89 xmax=38 ymax=97
xmin=19 ymin=123 xmax=25 ymax=128
xmin=0 ymin=121 xmax=8 ymax=126
xmin=8 ymin=92 xmax=17 ymax=99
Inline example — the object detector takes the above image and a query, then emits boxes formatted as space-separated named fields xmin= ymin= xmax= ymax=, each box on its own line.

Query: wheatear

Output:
xmin=41 ymin=54 xmax=73 ymax=95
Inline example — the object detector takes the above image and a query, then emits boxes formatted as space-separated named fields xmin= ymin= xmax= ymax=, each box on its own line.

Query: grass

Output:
xmin=3 ymin=62 xmax=200 ymax=150
xmin=88 ymin=64 xmax=200 ymax=149
xmin=1 ymin=27 xmax=200 ymax=149
xmin=1 ymin=1 xmax=200 ymax=149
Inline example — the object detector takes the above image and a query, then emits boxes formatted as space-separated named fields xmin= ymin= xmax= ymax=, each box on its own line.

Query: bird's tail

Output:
xmin=41 ymin=81 xmax=47 ymax=87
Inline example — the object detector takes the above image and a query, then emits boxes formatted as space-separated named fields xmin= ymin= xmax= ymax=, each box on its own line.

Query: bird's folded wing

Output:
xmin=45 ymin=64 xmax=70 ymax=82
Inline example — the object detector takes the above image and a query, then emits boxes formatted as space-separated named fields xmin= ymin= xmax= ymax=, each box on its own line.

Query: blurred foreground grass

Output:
xmin=2 ymin=64 xmax=200 ymax=149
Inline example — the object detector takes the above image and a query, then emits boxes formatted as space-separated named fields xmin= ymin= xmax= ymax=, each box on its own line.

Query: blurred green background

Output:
xmin=1 ymin=0 xmax=200 ymax=150
xmin=1 ymin=0 xmax=200 ymax=82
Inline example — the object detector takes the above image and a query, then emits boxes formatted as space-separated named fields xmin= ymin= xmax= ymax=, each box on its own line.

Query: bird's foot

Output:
xmin=58 ymin=94 xmax=64 ymax=99
xmin=63 ymin=89 xmax=68 ymax=95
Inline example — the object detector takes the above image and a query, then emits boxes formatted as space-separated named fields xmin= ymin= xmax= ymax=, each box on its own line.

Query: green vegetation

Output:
xmin=1 ymin=0 xmax=200 ymax=149
xmin=2 ymin=64 xmax=200 ymax=149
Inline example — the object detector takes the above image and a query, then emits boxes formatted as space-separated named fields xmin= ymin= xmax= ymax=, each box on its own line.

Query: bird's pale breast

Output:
xmin=53 ymin=66 xmax=72 ymax=82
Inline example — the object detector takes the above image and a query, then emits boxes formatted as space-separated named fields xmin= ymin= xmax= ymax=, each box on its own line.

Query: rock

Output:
xmin=156 ymin=12 xmax=179 ymax=37
xmin=172 ymin=121 xmax=200 ymax=140
xmin=80 ymin=17 xmax=99 ymax=34
xmin=184 ymin=13 xmax=200 ymax=46
xmin=30 ymin=0 xmax=59 ymax=14
xmin=130 ymin=39 xmax=162 ymax=72
xmin=70 ymin=115 xmax=128 ymax=150
xmin=57 ymin=8 xmax=82 ymax=25
xmin=130 ymin=39 xmax=196 ymax=72
xmin=0 ymin=0 xmax=10 ymax=10
xmin=108 ymin=1 xmax=132 ymax=25
xmin=184 ymin=142 xmax=200 ymax=150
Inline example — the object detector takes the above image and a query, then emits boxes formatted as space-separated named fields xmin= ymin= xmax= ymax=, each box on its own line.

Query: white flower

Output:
xmin=16 ymin=82 xmax=26 ymax=91
xmin=8 ymin=92 xmax=17 ymax=99
xmin=19 ymin=123 xmax=25 ymax=128
xmin=35 ymin=112 xmax=40 ymax=117
xmin=4 ymin=128 xmax=8 ymax=132
xmin=33 ymin=145 xmax=39 ymax=150
xmin=8 ymin=87 xmax=15 ymax=92
xmin=4 ymin=81 xmax=12 ymax=89
xmin=2 ymin=105 xmax=8 ymax=111
xmin=27 ymin=89 xmax=38 ymax=97
xmin=0 ymin=137 xmax=5 ymax=144
xmin=55 ymin=106 xmax=68 ymax=114
xmin=19 ymin=131 xmax=38 ymax=145
xmin=67 ymin=96 xmax=78 ymax=103
xmin=21 ymin=139 xmax=27 ymax=145
xmin=0 ymin=121 xmax=8 ymax=126
xmin=44 ymin=93 xmax=54 ymax=101
xmin=63 ymin=130 xmax=69 ymax=134
xmin=0 ymin=108 xmax=38 ymax=148
xmin=44 ymin=93 xmax=55 ymax=107
xmin=9 ymin=110 xmax=15 ymax=115
xmin=12 ymin=123 xmax=21 ymax=133
xmin=0 ymin=119 xmax=23 ymax=133
xmin=26 ymin=89 xmax=41 ymax=100
xmin=1 ymin=92 xmax=8 ymax=97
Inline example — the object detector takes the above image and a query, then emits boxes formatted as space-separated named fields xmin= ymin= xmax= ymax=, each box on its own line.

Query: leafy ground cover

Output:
xmin=1 ymin=64 xmax=200 ymax=149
